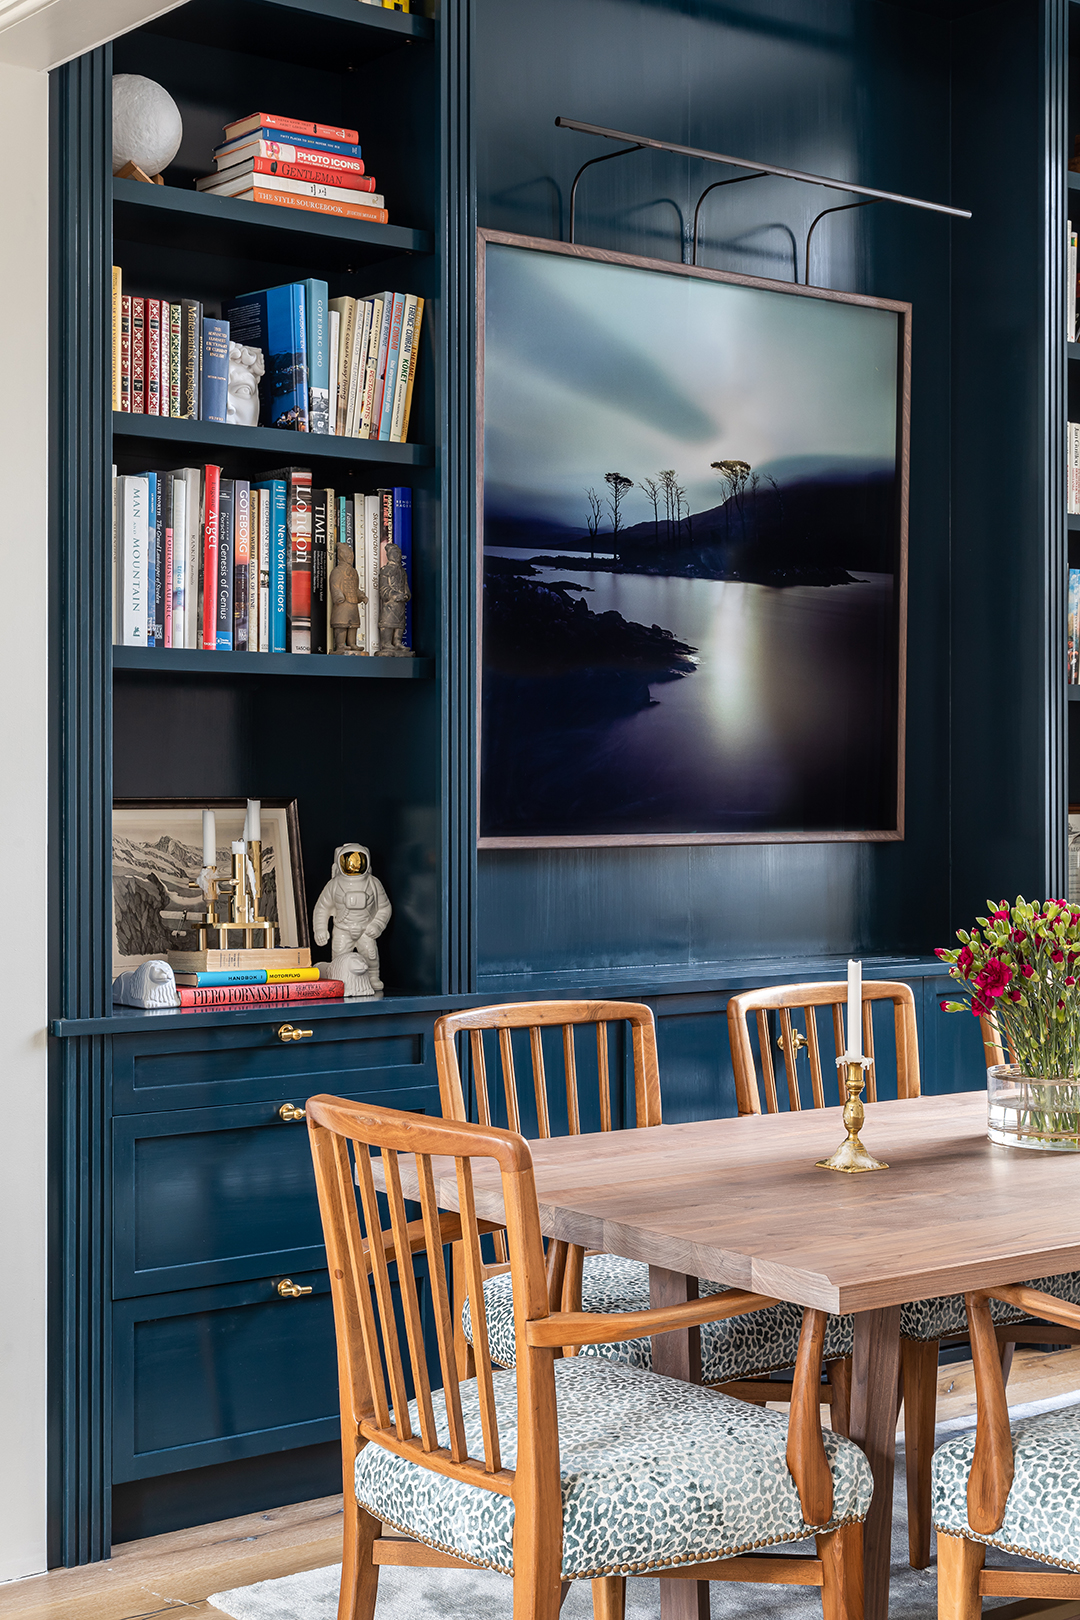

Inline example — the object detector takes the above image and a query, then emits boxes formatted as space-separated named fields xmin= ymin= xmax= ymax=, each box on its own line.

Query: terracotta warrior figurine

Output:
xmin=377 ymin=541 xmax=412 ymax=656
xmin=329 ymin=541 xmax=367 ymax=654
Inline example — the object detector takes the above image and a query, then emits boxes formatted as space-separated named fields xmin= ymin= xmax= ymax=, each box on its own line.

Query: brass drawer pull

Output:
xmin=277 ymin=1023 xmax=313 ymax=1043
xmin=277 ymin=1278 xmax=312 ymax=1298
xmin=278 ymin=1103 xmax=307 ymax=1122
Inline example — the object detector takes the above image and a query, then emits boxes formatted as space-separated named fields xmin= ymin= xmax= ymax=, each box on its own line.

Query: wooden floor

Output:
xmin=5 ymin=1347 xmax=1080 ymax=1620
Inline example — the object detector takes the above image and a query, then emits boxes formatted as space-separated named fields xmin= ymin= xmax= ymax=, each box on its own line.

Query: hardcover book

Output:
xmin=367 ymin=295 xmax=395 ymax=438
xmin=180 ymin=299 xmax=202 ymax=418
xmin=346 ymin=298 xmax=372 ymax=438
xmin=398 ymin=295 xmax=424 ymax=443
xmin=310 ymin=487 xmax=329 ymax=654
xmin=264 ymin=466 xmax=313 ymax=652
xmin=120 ymin=294 xmax=131 ymax=412
xmin=200 ymin=316 xmax=230 ymax=423
xmin=216 ymin=478 xmax=235 ymax=651
xmin=222 ymin=112 xmax=360 ymax=145
xmin=390 ymin=294 xmax=418 ymax=442
xmin=232 ymin=187 xmax=388 ymax=225
xmin=167 ymin=947 xmax=312 ymax=970
xmin=158 ymin=301 xmax=171 ymax=420
xmin=256 ymin=488 xmax=271 ymax=651
xmin=119 ymin=474 xmax=149 ymax=646
xmin=162 ymin=473 xmax=174 ymax=647
xmin=181 ymin=467 xmax=202 ymax=650
xmin=328 ymin=296 xmax=355 ymax=436
xmin=170 ymin=472 xmax=188 ymax=649
xmin=199 ymin=159 xmax=379 ymax=194
xmin=378 ymin=292 xmax=407 ymax=441
xmin=175 ymin=967 xmax=322 ymax=986
xmin=225 ymin=284 xmax=309 ymax=431
xmin=252 ymin=477 xmax=288 ymax=651
xmin=112 ymin=265 xmax=122 ymax=410
xmin=169 ymin=303 xmax=182 ymax=416
xmin=144 ymin=471 xmax=160 ymax=646
xmin=212 ymin=138 xmax=366 ymax=174
xmin=130 ymin=296 xmax=145 ymax=413
xmin=201 ymin=173 xmax=384 ymax=209
xmin=146 ymin=298 xmax=161 ymax=416
xmin=201 ymin=464 xmax=222 ymax=650
xmin=393 ymin=485 xmax=413 ymax=648
xmin=214 ymin=129 xmax=362 ymax=162
xmin=358 ymin=295 xmax=384 ymax=438
xmin=363 ymin=492 xmax=380 ymax=655
xmin=301 ymin=278 xmax=330 ymax=434
xmin=327 ymin=309 xmax=340 ymax=433
xmin=175 ymin=979 xmax=341 ymax=1008
xmin=234 ymin=480 xmax=251 ymax=650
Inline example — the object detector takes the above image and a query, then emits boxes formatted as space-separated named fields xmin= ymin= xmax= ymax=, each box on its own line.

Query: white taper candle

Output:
xmin=847 ymin=958 xmax=862 ymax=1060
xmin=247 ymin=798 xmax=261 ymax=842
xmin=202 ymin=809 xmax=216 ymax=867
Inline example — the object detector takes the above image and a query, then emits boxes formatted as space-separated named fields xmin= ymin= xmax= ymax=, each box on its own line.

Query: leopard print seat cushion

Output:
xmin=932 ymin=1403 xmax=1080 ymax=1569
xmin=464 ymin=1256 xmax=1080 ymax=1374
xmin=354 ymin=1355 xmax=873 ymax=1579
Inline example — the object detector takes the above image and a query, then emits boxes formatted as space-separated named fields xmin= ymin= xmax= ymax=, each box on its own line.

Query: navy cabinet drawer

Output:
xmin=112 ymin=1011 xmax=437 ymax=1113
xmin=112 ymin=1270 xmax=338 ymax=1483
xmin=113 ymin=1081 xmax=438 ymax=1296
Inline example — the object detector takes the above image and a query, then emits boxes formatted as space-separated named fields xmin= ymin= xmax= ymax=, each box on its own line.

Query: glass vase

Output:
xmin=987 ymin=1064 xmax=1080 ymax=1151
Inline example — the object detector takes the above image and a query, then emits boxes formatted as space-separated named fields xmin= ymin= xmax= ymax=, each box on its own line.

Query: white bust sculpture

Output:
xmin=227 ymin=342 xmax=265 ymax=427
xmin=112 ymin=959 xmax=180 ymax=1008
xmin=312 ymin=843 xmax=391 ymax=996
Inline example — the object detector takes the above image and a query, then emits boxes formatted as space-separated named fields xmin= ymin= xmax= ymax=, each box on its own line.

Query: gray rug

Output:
xmin=208 ymin=1391 xmax=1078 ymax=1620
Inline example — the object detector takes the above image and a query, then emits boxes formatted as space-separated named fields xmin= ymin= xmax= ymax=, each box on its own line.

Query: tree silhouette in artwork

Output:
xmin=604 ymin=472 xmax=633 ymax=559
xmin=658 ymin=469 xmax=679 ymax=545
xmin=584 ymin=487 xmax=604 ymax=561
xmin=638 ymin=476 xmax=662 ymax=547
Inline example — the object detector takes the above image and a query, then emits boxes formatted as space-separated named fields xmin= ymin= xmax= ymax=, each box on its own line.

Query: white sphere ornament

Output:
xmin=112 ymin=74 xmax=183 ymax=178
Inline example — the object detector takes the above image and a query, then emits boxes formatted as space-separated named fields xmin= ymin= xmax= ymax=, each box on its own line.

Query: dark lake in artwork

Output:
xmin=481 ymin=555 xmax=896 ymax=840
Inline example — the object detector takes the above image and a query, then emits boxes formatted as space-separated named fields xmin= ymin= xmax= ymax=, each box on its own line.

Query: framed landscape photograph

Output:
xmin=477 ymin=229 xmax=910 ymax=847
xmin=112 ymin=797 xmax=308 ymax=974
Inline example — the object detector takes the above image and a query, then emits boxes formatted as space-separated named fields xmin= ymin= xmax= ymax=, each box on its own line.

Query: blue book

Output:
xmin=215 ymin=129 xmax=362 ymax=161
xmin=378 ymin=293 xmax=407 ymax=441
xmin=200 ymin=317 xmax=230 ymax=422
xmin=393 ymin=485 xmax=412 ymax=650
xmin=301 ymin=279 xmax=329 ymax=434
xmin=141 ymin=471 xmax=158 ymax=646
xmin=224 ymin=284 xmax=308 ymax=431
xmin=253 ymin=478 xmax=288 ymax=651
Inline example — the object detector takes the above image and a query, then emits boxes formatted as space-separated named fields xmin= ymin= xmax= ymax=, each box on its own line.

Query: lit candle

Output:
xmin=847 ymin=958 xmax=863 ymax=1061
xmin=202 ymin=809 xmax=216 ymax=867
xmin=246 ymin=798 xmax=261 ymax=842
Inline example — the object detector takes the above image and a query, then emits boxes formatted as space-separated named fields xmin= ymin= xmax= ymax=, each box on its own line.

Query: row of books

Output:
xmin=111 ymin=269 xmax=422 ymax=443
xmin=197 ymin=112 xmax=388 ymax=226
xmin=112 ymin=463 xmax=413 ymax=656
xmin=1070 ymin=568 xmax=1080 ymax=685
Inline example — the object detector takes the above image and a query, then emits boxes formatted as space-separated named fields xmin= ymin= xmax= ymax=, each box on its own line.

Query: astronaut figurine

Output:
xmin=312 ymin=843 xmax=391 ymax=995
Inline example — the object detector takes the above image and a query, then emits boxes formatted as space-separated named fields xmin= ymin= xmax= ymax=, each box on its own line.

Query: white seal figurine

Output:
xmin=112 ymin=959 xmax=180 ymax=1008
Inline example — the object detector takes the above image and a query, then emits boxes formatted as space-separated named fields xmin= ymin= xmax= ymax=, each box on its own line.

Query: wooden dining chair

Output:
xmin=727 ymin=979 xmax=951 ymax=1567
xmin=935 ymin=1282 xmax=1080 ymax=1620
xmin=306 ymin=1092 xmax=872 ymax=1620
xmin=433 ymin=999 xmax=858 ymax=1405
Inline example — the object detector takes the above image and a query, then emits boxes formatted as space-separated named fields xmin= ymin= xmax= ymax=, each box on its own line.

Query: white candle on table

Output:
xmin=246 ymin=798 xmax=261 ymax=842
xmin=202 ymin=809 xmax=216 ymax=867
xmin=847 ymin=958 xmax=862 ymax=1060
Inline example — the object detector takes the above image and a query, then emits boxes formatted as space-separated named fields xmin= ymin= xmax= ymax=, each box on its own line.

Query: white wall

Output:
xmin=0 ymin=55 xmax=50 ymax=1585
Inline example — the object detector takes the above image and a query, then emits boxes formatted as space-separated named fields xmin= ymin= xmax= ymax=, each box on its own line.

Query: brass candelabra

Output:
xmin=816 ymin=1056 xmax=888 ymax=1173
xmin=198 ymin=839 xmax=277 ymax=950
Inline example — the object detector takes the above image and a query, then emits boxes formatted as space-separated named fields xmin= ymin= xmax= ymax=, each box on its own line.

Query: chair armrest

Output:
xmin=523 ymin=1288 xmax=779 ymax=1349
xmin=979 ymin=1283 xmax=1080 ymax=1334
xmin=363 ymin=1211 xmax=503 ymax=1271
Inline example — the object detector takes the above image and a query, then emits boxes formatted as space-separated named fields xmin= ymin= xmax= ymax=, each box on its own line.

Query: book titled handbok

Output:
xmin=225 ymin=283 xmax=309 ymax=431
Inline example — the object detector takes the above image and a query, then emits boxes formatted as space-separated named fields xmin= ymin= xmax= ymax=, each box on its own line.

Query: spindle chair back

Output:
xmin=726 ymin=979 xmax=921 ymax=1116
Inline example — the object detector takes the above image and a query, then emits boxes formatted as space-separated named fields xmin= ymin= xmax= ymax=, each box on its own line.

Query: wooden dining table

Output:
xmin=391 ymin=1089 xmax=1080 ymax=1620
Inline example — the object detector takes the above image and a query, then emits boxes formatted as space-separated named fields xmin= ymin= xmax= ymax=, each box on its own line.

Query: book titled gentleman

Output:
xmin=216 ymin=478 xmax=235 ymax=651
xmin=176 ymin=979 xmax=342 ymax=1008
xmin=225 ymin=283 xmax=308 ymax=430
xmin=130 ymin=296 xmax=145 ymax=413
xmin=146 ymin=298 xmax=162 ymax=416
xmin=201 ymin=464 xmax=223 ymax=650
xmin=200 ymin=316 xmax=230 ymax=423
xmin=264 ymin=465 xmax=313 ymax=651
xmin=200 ymin=157 xmax=379 ymax=191
xmin=180 ymin=299 xmax=202 ymax=418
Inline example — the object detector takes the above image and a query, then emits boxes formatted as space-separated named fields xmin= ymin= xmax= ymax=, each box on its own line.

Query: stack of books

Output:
xmin=112 ymin=268 xmax=422 ymax=442
xmin=197 ymin=113 xmax=388 ymax=226
xmin=113 ymin=465 xmax=413 ymax=656
xmin=169 ymin=947 xmax=343 ymax=1009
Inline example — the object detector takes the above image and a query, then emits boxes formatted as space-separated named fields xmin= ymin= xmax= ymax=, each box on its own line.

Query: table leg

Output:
xmin=848 ymin=1305 xmax=902 ymax=1620
xmin=649 ymin=1266 xmax=709 ymax=1620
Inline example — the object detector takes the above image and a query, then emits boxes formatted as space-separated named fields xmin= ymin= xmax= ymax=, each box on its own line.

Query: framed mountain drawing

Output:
xmin=477 ymin=229 xmax=910 ymax=848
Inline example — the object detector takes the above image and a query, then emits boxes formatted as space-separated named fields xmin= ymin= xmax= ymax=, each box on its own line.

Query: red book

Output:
xmin=120 ymin=295 xmax=131 ymax=412
xmin=146 ymin=297 xmax=161 ymax=416
xmin=201 ymin=464 xmax=222 ymax=650
xmin=207 ymin=156 xmax=379 ymax=191
xmin=223 ymin=112 xmax=359 ymax=144
xmin=241 ymin=187 xmax=388 ymax=224
xmin=130 ymin=297 xmax=145 ymax=413
xmin=176 ymin=978 xmax=344 ymax=1008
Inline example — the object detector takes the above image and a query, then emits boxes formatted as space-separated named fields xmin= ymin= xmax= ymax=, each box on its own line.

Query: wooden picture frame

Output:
xmin=476 ymin=227 xmax=911 ymax=848
xmin=111 ymin=797 xmax=309 ymax=974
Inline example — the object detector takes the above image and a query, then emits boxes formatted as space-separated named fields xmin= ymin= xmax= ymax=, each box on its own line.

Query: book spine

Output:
xmin=234 ymin=480 xmax=251 ymax=650
xmin=146 ymin=298 xmax=161 ymax=415
xmin=358 ymin=296 xmax=383 ymax=438
xmin=182 ymin=468 xmax=202 ymax=650
xmin=159 ymin=300 xmax=171 ymax=420
xmin=130 ymin=297 xmax=145 ymax=413
xmin=171 ymin=472 xmax=187 ymax=648
xmin=224 ymin=113 xmax=360 ymax=143
xmin=1071 ymin=567 xmax=1080 ymax=684
xmin=215 ymin=140 xmax=366 ymax=173
xmin=398 ymin=296 xmax=424 ymax=443
xmin=207 ymin=174 xmax=385 ymax=207
xmin=242 ymin=186 xmax=388 ymax=223
xmin=112 ymin=266 xmax=122 ymax=410
xmin=120 ymin=294 xmax=131 ymax=412
xmin=327 ymin=309 xmax=340 ymax=436
xmin=379 ymin=488 xmax=394 ymax=654
xmin=368 ymin=295 xmax=394 ymax=439
xmin=257 ymin=489 xmax=270 ymax=651
xmin=147 ymin=472 xmax=160 ymax=646
xmin=393 ymin=485 xmax=413 ymax=649
xmin=162 ymin=473 xmax=174 ymax=647
xmin=378 ymin=292 xmax=407 ymax=441
xmin=1070 ymin=220 xmax=1077 ymax=344
xmin=200 ymin=316 xmax=230 ymax=423
xmin=365 ymin=493 xmax=381 ymax=655
xmin=247 ymin=487 xmax=260 ymax=652
xmin=289 ymin=473 xmax=313 ymax=652
xmin=169 ymin=303 xmax=182 ymax=416
xmin=345 ymin=297 xmax=369 ymax=438
xmin=178 ymin=967 xmax=323 ymax=986
xmin=328 ymin=297 xmax=355 ymax=436
xmin=176 ymin=979 xmax=343 ymax=1007
xmin=180 ymin=299 xmax=202 ymax=418
xmin=249 ymin=157 xmax=377 ymax=188
xmin=216 ymin=479 xmax=234 ymax=651
xmin=202 ymin=465 xmax=222 ymax=649
xmin=389 ymin=294 xmax=417 ymax=442
xmin=121 ymin=475 xmax=148 ymax=646
xmin=350 ymin=494 xmax=366 ymax=652
xmin=302 ymin=278 xmax=330 ymax=434
xmin=310 ymin=487 xmax=329 ymax=654
xmin=217 ymin=130 xmax=362 ymax=160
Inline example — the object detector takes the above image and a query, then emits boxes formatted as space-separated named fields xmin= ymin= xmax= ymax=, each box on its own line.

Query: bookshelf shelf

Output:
xmin=1070 ymin=686 xmax=1080 ymax=701
xmin=113 ymin=178 xmax=433 ymax=274
xmin=112 ymin=647 xmax=433 ymax=678
xmin=1069 ymin=342 xmax=1080 ymax=361
xmin=1069 ymin=169 xmax=1080 ymax=192
xmin=1069 ymin=515 xmax=1080 ymax=530
xmin=111 ymin=411 xmax=433 ymax=468
xmin=139 ymin=0 xmax=433 ymax=71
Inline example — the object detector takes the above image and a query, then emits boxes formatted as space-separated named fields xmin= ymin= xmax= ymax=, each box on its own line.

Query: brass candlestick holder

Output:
xmin=816 ymin=1056 xmax=888 ymax=1173
xmin=197 ymin=842 xmax=277 ymax=951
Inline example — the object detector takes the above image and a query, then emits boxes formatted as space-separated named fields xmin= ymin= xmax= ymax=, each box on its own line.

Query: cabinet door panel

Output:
xmin=113 ymin=1082 xmax=438 ymax=1295
xmin=112 ymin=1013 xmax=433 ymax=1114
